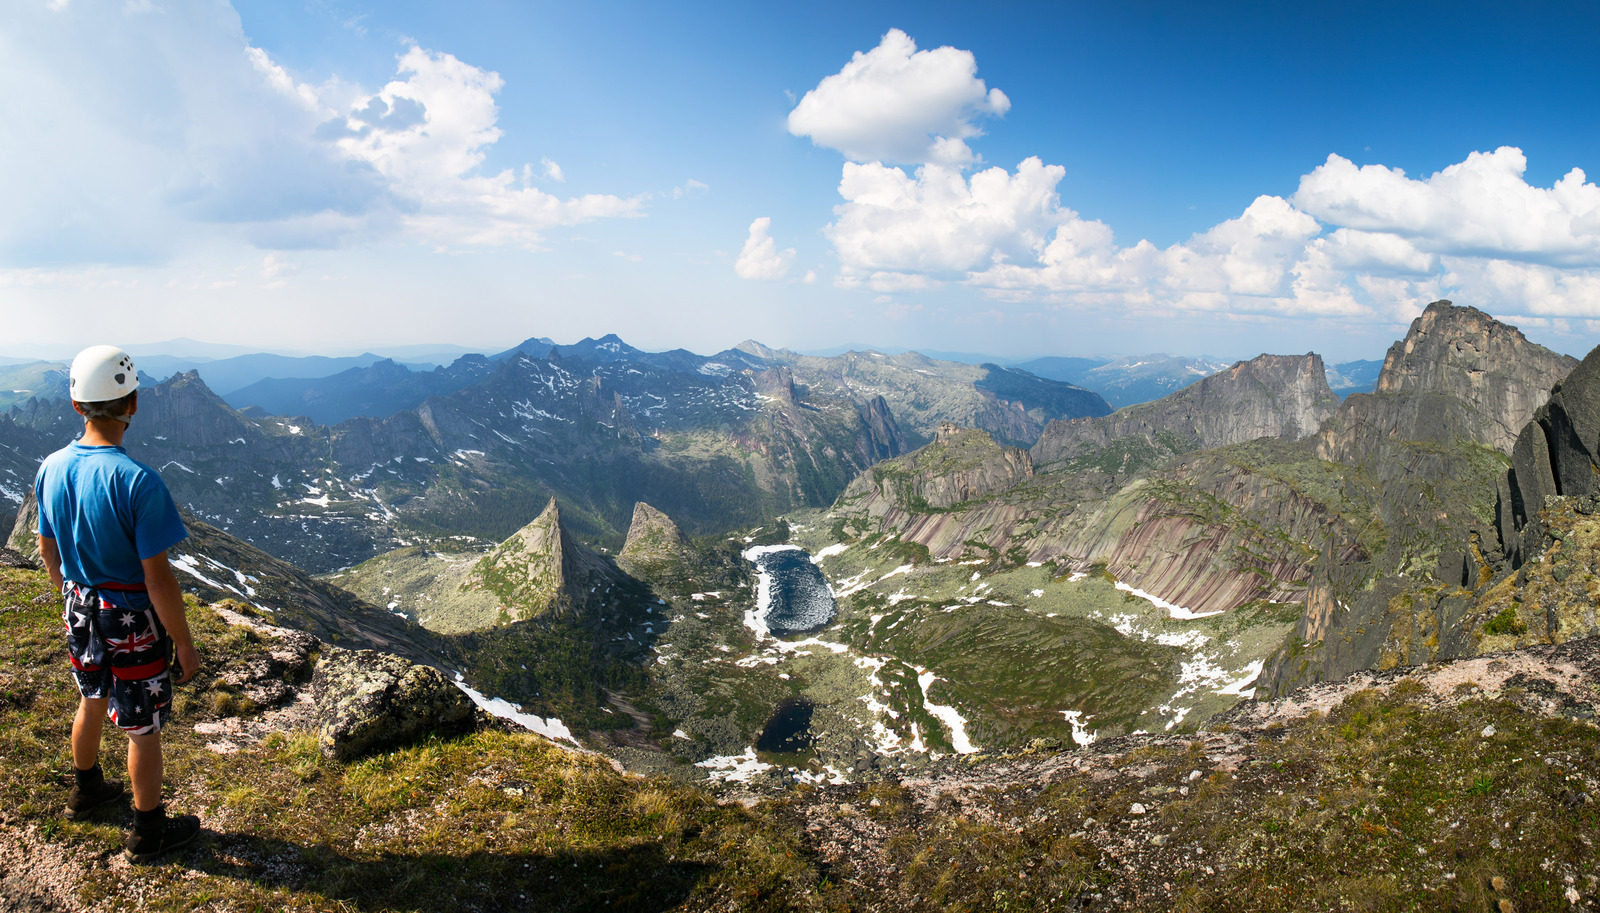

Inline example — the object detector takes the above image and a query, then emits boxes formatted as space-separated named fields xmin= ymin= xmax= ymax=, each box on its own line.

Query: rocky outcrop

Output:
xmin=1495 ymin=342 xmax=1600 ymax=567
xmin=311 ymin=646 xmax=474 ymax=760
xmin=617 ymin=501 xmax=693 ymax=574
xmin=843 ymin=426 xmax=1033 ymax=515
xmin=1031 ymin=353 xmax=1338 ymax=470
xmin=463 ymin=497 xmax=623 ymax=620
xmin=1261 ymin=314 xmax=1588 ymax=695
xmin=1318 ymin=301 xmax=1576 ymax=462
xmin=621 ymin=501 xmax=686 ymax=553
xmin=854 ymin=395 xmax=905 ymax=465
xmin=0 ymin=545 xmax=35 ymax=569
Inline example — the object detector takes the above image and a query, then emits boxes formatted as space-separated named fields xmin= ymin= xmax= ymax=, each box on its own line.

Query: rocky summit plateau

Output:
xmin=8 ymin=304 xmax=1600 ymax=911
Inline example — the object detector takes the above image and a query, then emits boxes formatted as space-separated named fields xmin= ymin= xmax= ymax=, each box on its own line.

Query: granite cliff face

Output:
xmin=1316 ymin=301 xmax=1576 ymax=463
xmin=1030 ymin=353 xmax=1338 ymax=472
xmin=1376 ymin=301 xmax=1577 ymax=450
xmin=834 ymin=432 xmax=1342 ymax=618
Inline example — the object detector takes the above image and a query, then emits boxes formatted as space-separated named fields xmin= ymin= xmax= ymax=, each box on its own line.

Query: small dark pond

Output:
xmin=749 ymin=547 xmax=836 ymax=635
xmin=755 ymin=697 xmax=816 ymax=753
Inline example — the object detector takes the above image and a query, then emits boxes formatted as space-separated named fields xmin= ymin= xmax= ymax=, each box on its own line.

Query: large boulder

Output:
xmin=311 ymin=647 xmax=474 ymax=760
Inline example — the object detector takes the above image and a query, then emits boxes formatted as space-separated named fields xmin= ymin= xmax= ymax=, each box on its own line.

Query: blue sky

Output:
xmin=2 ymin=0 xmax=1599 ymax=363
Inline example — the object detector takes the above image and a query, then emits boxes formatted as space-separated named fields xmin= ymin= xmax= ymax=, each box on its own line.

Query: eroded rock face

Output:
xmin=854 ymin=395 xmax=905 ymax=465
xmin=1031 ymin=353 xmax=1338 ymax=469
xmin=844 ymin=426 xmax=1033 ymax=514
xmin=620 ymin=502 xmax=688 ymax=560
xmin=617 ymin=502 xmax=697 ymax=583
xmin=311 ymin=647 xmax=473 ymax=761
xmin=1322 ymin=301 xmax=1577 ymax=460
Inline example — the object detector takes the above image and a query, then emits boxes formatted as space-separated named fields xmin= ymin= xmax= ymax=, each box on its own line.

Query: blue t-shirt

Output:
xmin=34 ymin=442 xmax=188 ymax=586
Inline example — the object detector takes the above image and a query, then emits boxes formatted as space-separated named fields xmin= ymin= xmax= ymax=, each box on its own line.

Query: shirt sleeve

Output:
xmin=33 ymin=469 xmax=54 ymax=539
xmin=131 ymin=471 xmax=188 ymax=561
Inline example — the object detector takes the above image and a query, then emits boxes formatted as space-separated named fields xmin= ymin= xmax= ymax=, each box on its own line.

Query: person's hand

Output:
xmin=172 ymin=641 xmax=201 ymax=684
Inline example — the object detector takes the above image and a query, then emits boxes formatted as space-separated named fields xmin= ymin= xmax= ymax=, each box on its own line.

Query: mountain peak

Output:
xmin=620 ymin=502 xmax=685 ymax=557
xmin=617 ymin=502 xmax=696 ymax=581
xmin=733 ymin=339 xmax=782 ymax=360
xmin=463 ymin=497 xmax=615 ymax=621
xmin=1371 ymin=299 xmax=1577 ymax=452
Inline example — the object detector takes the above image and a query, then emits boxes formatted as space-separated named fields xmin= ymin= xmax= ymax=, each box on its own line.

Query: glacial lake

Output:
xmin=744 ymin=545 xmax=837 ymax=636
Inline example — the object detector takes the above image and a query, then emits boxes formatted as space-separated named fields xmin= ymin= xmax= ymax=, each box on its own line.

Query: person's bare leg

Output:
xmin=72 ymin=697 xmax=109 ymax=771
xmin=128 ymin=732 xmax=163 ymax=812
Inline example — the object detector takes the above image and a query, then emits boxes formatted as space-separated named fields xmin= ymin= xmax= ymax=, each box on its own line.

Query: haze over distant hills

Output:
xmin=2 ymin=331 xmax=1389 ymax=419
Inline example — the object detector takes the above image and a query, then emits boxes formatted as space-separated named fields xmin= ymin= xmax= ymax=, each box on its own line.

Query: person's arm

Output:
xmin=38 ymin=535 xmax=63 ymax=591
xmin=141 ymin=551 xmax=200 ymax=685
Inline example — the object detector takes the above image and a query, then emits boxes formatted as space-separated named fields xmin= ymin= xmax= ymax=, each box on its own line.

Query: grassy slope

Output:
xmin=0 ymin=565 xmax=822 ymax=912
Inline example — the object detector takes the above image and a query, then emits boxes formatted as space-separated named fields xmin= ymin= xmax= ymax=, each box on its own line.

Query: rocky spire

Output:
xmin=620 ymin=502 xmax=688 ymax=561
xmin=464 ymin=497 xmax=618 ymax=620
xmin=1496 ymin=342 xmax=1600 ymax=567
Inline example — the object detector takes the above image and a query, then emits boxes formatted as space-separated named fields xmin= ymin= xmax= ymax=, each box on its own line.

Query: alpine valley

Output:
xmin=9 ymin=304 xmax=1600 ymax=910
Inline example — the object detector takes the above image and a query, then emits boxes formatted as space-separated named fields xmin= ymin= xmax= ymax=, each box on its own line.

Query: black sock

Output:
xmin=134 ymin=804 xmax=166 ymax=833
xmin=73 ymin=764 xmax=103 ymax=789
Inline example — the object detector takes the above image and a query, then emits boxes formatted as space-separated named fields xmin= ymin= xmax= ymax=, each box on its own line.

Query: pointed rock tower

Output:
xmin=463 ymin=497 xmax=620 ymax=621
xmin=620 ymin=502 xmax=687 ymax=557
xmin=618 ymin=502 xmax=692 ymax=571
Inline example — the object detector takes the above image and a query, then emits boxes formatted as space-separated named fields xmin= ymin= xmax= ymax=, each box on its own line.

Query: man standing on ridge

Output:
xmin=35 ymin=345 xmax=203 ymax=862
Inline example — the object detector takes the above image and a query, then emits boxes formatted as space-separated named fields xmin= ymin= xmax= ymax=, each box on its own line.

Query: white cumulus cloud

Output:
xmin=790 ymin=31 xmax=1600 ymax=325
xmin=320 ymin=46 xmax=643 ymax=249
xmin=1293 ymin=148 xmax=1600 ymax=268
xmin=828 ymin=158 xmax=1071 ymax=278
xmin=735 ymin=217 xmax=795 ymax=281
xmin=787 ymin=28 xmax=1009 ymax=166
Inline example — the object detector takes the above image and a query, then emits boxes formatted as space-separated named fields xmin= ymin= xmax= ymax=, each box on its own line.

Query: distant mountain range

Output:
xmin=1 ymin=334 xmax=1388 ymax=419
xmin=0 ymin=335 xmax=1108 ymax=572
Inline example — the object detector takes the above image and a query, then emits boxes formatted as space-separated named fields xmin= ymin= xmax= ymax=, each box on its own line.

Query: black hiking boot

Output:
xmin=65 ymin=766 xmax=124 ymax=819
xmin=124 ymin=805 xmax=202 ymax=863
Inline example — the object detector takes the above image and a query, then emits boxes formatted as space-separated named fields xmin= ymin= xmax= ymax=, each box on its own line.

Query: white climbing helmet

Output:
xmin=69 ymin=345 xmax=140 ymax=403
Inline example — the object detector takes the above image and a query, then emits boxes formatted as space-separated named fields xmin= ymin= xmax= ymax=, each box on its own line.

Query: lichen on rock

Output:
xmin=311 ymin=647 xmax=474 ymax=760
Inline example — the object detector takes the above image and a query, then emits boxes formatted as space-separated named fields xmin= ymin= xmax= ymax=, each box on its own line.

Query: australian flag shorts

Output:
xmin=62 ymin=581 xmax=173 ymax=735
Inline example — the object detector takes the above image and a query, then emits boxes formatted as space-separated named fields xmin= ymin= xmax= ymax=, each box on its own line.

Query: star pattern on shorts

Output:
xmin=119 ymin=612 xmax=136 ymax=627
xmin=144 ymin=679 xmax=164 ymax=696
xmin=70 ymin=610 xmax=89 ymax=629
